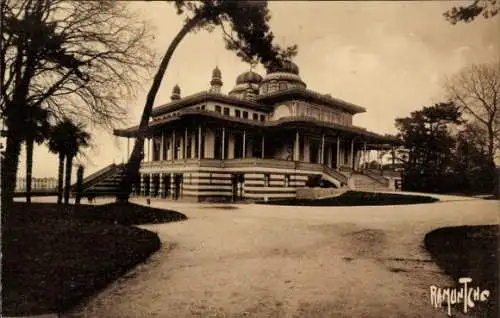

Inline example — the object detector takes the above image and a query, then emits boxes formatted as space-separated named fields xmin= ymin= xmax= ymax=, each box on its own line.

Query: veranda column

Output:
xmin=320 ymin=133 xmax=325 ymax=165
xmin=150 ymin=135 xmax=154 ymax=161
xmin=350 ymin=139 xmax=355 ymax=170
xmin=160 ymin=133 xmax=164 ymax=161
xmin=127 ymin=138 xmax=130 ymax=159
xmin=184 ymin=128 xmax=188 ymax=159
xmin=242 ymin=130 xmax=246 ymax=158
xmin=147 ymin=138 xmax=151 ymax=162
xmin=336 ymin=136 xmax=340 ymax=170
xmin=198 ymin=126 xmax=202 ymax=159
xmin=363 ymin=141 xmax=367 ymax=170
xmin=172 ymin=130 xmax=176 ymax=161
xmin=159 ymin=173 xmax=165 ymax=198
xmin=294 ymin=130 xmax=300 ymax=161
xmin=261 ymin=134 xmax=265 ymax=159
xmin=222 ymin=127 xmax=226 ymax=160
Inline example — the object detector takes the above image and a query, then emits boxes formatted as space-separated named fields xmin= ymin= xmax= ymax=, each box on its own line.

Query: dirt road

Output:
xmin=67 ymin=197 xmax=498 ymax=317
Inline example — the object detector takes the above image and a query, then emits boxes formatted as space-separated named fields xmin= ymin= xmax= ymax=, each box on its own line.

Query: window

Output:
xmin=284 ymin=175 xmax=290 ymax=187
xmin=215 ymin=105 xmax=221 ymax=113
xmin=264 ymin=174 xmax=270 ymax=187
xmin=243 ymin=111 xmax=248 ymax=119
xmin=260 ymin=114 xmax=265 ymax=122
xmin=279 ymin=82 xmax=288 ymax=90
xmin=253 ymin=113 xmax=258 ymax=120
xmin=201 ymin=104 xmax=206 ymax=110
xmin=223 ymin=107 xmax=230 ymax=116
xmin=235 ymin=109 xmax=241 ymax=118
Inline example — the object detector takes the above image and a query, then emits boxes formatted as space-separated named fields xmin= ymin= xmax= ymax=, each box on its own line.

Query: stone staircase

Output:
xmin=349 ymin=172 xmax=390 ymax=191
xmin=72 ymin=163 xmax=126 ymax=197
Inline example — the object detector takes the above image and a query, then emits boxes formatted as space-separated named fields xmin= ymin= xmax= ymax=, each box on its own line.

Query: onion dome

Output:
xmin=266 ymin=60 xmax=300 ymax=75
xmin=171 ymin=84 xmax=181 ymax=100
xmin=235 ymin=70 xmax=263 ymax=85
xmin=260 ymin=60 xmax=306 ymax=94
xmin=229 ymin=70 xmax=262 ymax=100
xmin=209 ymin=66 xmax=223 ymax=93
xmin=212 ymin=66 xmax=221 ymax=79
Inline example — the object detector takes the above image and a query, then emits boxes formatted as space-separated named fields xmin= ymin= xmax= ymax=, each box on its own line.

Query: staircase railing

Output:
xmin=323 ymin=165 xmax=348 ymax=185
xmin=360 ymin=169 xmax=389 ymax=186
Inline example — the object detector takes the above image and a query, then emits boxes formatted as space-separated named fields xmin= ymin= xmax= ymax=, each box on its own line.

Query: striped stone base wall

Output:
xmin=138 ymin=167 xmax=318 ymax=202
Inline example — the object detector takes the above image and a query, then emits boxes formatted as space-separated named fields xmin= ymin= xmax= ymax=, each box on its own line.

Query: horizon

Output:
xmin=15 ymin=1 xmax=499 ymax=180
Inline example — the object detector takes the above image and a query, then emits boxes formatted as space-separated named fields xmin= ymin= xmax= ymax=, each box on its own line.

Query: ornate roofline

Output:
xmin=151 ymin=91 xmax=271 ymax=117
xmin=256 ymin=87 xmax=366 ymax=114
xmin=114 ymin=109 xmax=397 ymax=144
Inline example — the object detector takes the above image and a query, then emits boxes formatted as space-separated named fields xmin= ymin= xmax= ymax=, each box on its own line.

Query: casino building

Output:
xmin=113 ymin=61 xmax=399 ymax=202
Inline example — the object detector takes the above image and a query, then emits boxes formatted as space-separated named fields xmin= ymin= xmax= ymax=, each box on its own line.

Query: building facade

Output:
xmin=114 ymin=62 xmax=398 ymax=202
xmin=16 ymin=177 xmax=58 ymax=192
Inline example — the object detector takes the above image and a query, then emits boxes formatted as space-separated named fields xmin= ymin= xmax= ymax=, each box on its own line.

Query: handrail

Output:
xmin=322 ymin=165 xmax=348 ymax=184
xmin=361 ymin=169 xmax=389 ymax=186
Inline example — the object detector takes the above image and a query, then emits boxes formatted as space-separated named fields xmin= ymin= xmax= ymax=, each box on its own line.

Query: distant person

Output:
xmin=146 ymin=198 xmax=151 ymax=206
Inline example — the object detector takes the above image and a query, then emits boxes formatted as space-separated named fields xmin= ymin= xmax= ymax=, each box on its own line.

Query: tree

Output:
xmin=444 ymin=0 xmax=499 ymax=24
xmin=22 ymin=105 xmax=50 ymax=203
xmin=454 ymin=122 xmax=496 ymax=193
xmin=445 ymin=62 xmax=499 ymax=165
xmin=61 ymin=121 xmax=90 ymax=204
xmin=117 ymin=0 xmax=298 ymax=202
xmin=395 ymin=102 xmax=462 ymax=193
xmin=1 ymin=0 xmax=154 ymax=208
xmin=47 ymin=119 xmax=89 ymax=204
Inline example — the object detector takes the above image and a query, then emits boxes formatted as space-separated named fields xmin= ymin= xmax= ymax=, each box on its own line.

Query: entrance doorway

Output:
xmin=173 ymin=174 xmax=183 ymax=200
xmin=231 ymin=174 xmax=245 ymax=201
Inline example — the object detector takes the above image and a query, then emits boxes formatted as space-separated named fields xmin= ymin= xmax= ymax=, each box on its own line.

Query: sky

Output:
xmin=18 ymin=0 xmax=500 ymax=179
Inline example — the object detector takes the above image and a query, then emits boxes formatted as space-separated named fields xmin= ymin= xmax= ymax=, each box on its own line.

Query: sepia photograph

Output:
xmin=1 ymin=0 xmax=499 ymax=317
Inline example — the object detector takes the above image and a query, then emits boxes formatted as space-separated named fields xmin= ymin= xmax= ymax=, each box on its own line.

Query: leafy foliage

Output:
xmin=444 ymin=0 xmax=499 ymax=24
xmin=396 ymin=102 xmax=496 ymax=194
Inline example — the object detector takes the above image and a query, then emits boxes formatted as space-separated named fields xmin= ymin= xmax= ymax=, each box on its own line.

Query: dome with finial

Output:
xmin=235 ymin=71 xmax=263 ymax=85
xmin=212 ymin=66 xmax=221 ymax=79
xmin=171 ymin=84 xmax=181 ymax=100
xmin=266 ymin=60 xmax=300 ymax=75
xmin=229 ymin=69 xmax=262 ymax=100
xmin=173 ymin=84 xmax=180 ymax=94
xmin=260 ymin=59 xmax=306 ymax=94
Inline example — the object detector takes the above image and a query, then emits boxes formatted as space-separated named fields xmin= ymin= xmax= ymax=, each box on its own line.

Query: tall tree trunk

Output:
xmin=57 ymin=153 xmax=65 ymax=204
xmin=117 ymin=15 xmax=203 ymax=203
xmin=75 ymin=165 xmax=84 ymax=205
xmin=25 ymin=138 xmax=34 ymax=203
xmin=1 ymin=132 xmax=22 ymax=210
xmin=64 ymin=155 xmax=73 ymax=204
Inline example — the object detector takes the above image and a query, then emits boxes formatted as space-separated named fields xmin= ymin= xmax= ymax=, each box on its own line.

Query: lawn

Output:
xmin=424 ymin=225 xmax=499 ymax=317
xmin=2 ymin=202 xmax=187 ymax=316
xmin=259 ymin=190 xmax=439 ymax=206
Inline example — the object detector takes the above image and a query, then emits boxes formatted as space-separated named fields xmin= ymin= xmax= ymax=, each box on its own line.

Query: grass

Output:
xmin=2 ymin=202 xmax=187 ymax=316
xmin=424 ymin=225 xmax=499 ymax=317
xmin=258 ymin=190 xmax=439 ymax=206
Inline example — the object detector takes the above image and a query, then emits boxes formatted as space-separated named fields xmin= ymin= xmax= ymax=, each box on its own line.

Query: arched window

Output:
xmin=279 ymin=82 xmax=288 ymax=90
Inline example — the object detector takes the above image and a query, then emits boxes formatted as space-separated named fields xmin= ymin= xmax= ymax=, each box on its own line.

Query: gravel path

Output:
xmin=67 ymin=197 xmax=499 ymax=318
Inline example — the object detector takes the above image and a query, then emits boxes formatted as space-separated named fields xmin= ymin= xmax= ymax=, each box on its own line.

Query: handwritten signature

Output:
xmin=430 ymin=277 xmax=490 ymax=316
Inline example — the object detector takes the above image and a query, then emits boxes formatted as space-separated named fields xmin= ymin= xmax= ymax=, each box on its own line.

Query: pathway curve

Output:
xmin=67 ymin=197 xmax=499 ymax=317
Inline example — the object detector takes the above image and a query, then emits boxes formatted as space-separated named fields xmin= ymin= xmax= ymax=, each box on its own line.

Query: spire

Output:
xmin=171 ymin=84 xmax=181 ymax=101
xmin=209 ymin=66 xmax=223 ymax=94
